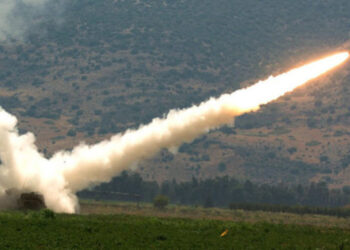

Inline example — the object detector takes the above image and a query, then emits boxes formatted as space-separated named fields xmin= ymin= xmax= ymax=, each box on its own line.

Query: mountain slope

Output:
xmin=1 ymin=0 xmax=350 ymax=186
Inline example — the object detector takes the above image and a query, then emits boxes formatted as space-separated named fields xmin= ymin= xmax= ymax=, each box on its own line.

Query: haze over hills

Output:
xmin=1 ymin=0 xmax=350 ymax=187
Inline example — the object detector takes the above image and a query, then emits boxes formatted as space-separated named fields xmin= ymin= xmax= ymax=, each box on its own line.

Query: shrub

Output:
xmin=319 ymin=155 xmax=329 ymax=163
xmin=153 ymin=195 xmax=169 ymax=209
xmin=67 ymin=129 xmax=76 ymax=137
xmin=218 ymin=162 xmax=226 ymax=172
xmin=306 ymin=141 xmax=321 ymax=147
xmin=287 ymin=147 xmax=297 ymax=154
xmin=343 ymin=186 xmax=350 ymax=195
xmin=39 ymin=209 xmax=56 ymax=219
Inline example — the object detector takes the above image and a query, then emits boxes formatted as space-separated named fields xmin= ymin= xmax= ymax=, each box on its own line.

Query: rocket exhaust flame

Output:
xmin=0 ymin=52 xmax=348 ymax=213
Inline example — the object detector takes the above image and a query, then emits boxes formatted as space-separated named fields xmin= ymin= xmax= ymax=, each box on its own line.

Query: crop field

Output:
xmin=80 ymin=200 xmax=350 ymax=229
xmin=1 ymin=202 xmax=350 ymax=249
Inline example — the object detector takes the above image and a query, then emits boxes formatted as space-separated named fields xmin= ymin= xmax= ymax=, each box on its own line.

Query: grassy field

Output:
xmin=1 ymin=201 xmax=350 ymax=249
xmin=1 ymin=210 xmax=350 ymax=249
xmin=80 ymin=200 xmax=350 ymax=229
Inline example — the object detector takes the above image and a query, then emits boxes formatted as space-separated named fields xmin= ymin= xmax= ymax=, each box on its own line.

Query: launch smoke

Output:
xmin=0 ymin=0 xmax=64 ymax=41
xmin=0 ymin=52 xmax=348 ymax=213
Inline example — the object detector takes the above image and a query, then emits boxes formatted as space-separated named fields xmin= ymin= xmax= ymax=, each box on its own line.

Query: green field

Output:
xmin=1 ymin=202 xmax=350 ymax=249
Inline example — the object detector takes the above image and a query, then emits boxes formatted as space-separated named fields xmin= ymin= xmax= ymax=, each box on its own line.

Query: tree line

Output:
xmin=78 ymin=171 xmax=350 ymax=209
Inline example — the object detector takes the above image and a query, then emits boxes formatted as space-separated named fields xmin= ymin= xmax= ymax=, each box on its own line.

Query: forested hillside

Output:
xmin=1 ymin=0 xmax=350 ymax=186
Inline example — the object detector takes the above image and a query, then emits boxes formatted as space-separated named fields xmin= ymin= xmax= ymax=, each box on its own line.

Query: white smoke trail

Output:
xmin=0 ymin=52 xmax=348 ymax=213
xmin=0 ymin=0 xmax=63 ymax=41
xmin=0 ymin=109 xmax=78 ymax=212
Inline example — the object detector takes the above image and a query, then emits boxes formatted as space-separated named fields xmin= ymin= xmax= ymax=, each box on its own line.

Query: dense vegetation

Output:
xmin=78 ymin=172 xmax=350 ymax=208
xmin=1 ymin=211 xmax=350 ymax=249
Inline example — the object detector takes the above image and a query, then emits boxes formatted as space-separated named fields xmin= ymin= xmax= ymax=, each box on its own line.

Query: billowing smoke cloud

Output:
xmin=0 ymin=0 xmax=64 ymax=41
xmin=0 ymin=52 xmax=348 ymax=213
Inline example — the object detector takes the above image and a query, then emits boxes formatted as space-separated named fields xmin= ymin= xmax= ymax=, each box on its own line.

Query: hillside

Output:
xmin=1 ymin=0 xmax=350 ymax=187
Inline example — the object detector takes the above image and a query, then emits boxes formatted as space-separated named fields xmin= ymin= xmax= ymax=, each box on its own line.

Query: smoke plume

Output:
xmin=0 ymin=52 xmax=348 ymax=213
xmin=0 ymin=0 xmax=64 ymax=41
